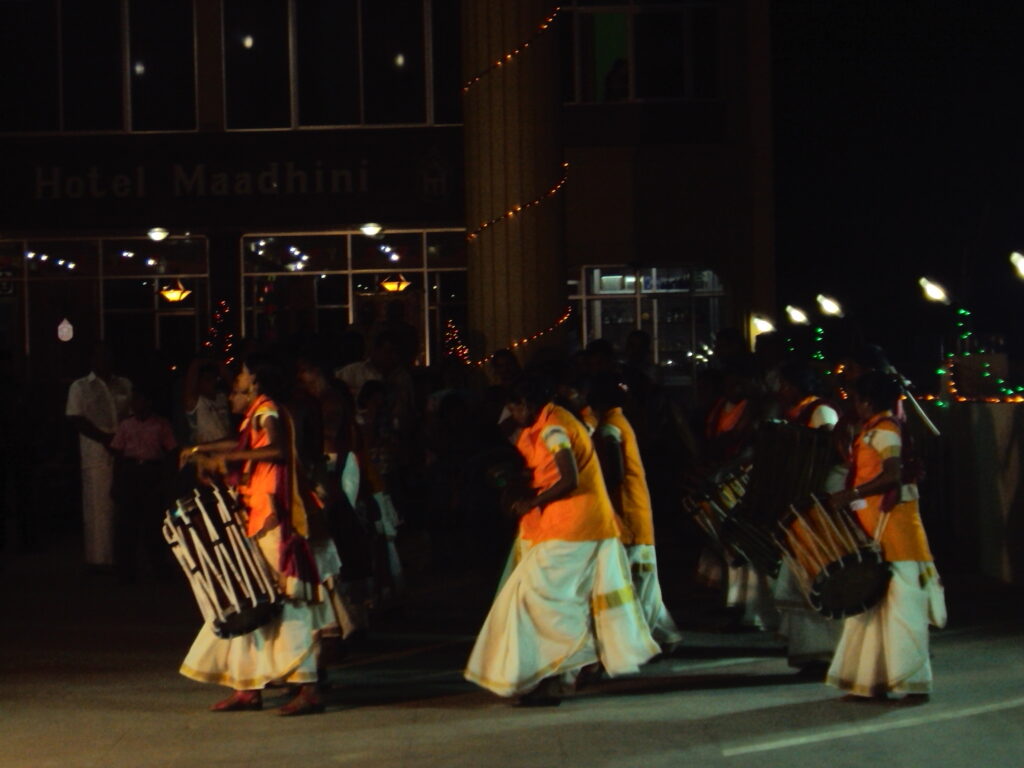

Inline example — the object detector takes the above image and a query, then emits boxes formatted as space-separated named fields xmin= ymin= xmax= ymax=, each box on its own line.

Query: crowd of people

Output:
xmin=52 ymin=318 xmax=945 ymax=713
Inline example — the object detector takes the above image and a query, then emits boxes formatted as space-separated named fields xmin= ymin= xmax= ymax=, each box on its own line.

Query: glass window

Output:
xmin=576 ymin=12 xmax=629 ymax=103
xmin=62 ymin=0 xmax=123 ymax=130
xmin=25 ymin=242 xmax=99 ymax=278
xmin=587 ymin=267 xmax=636 ymax=295
xmin=690 ymin=4 xmax=719 ymax=99
xmin=352 ymin=233 xmax=422 ymax=270
xmin=243 ymin=235 xmax=347 ymax=273
xmin=296 ymin=0 xmax=360 ymax=126
xmin=425 ymin=231 xmax=466 ymax=269
xmin=157 ymin=313 xmax=199 ymax=368
xmin=0 ymin=2 xmax=59 ymax=131
xmin=129 ymin=0 xmax=196 ymax=131
xmin=105 ymin=279 xmax=155 ymax=310
xmin=103 ymin=237 xmax=207 ymax=277
xmin=634 ymin=10 xmax=685 ymax=100
xmin=316 ymin=274 xmax=349 ymax=306
xmin=105 ymin=311 xmax=156 ymax=360
xmin=224 ymin=0 xmax=290 ymax=129
xmin=431 ymin=0 xmax=462 ymax=124
xmin=362 ymin=0 xmax=426 ymax=123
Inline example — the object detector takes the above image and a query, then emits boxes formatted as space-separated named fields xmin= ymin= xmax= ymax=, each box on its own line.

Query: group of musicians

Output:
xmin=702 ymin=343 xmax=945 ymax=704
xmin=171 ymin=338 xmax=945 ymax=714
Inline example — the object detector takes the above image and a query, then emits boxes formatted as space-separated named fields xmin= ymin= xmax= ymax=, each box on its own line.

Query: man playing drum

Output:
xmin=178 ymin=359 xmax=344 ymax=716
xmin=826 ymin=372 xmax=946 ymax=704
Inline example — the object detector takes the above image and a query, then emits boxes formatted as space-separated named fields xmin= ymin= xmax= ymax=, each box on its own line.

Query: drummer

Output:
xmin=588 ymin=372 xmax=682 ymax=651
xmin=774 ymin=362 xmax=843 ymax=675
xmin=178 ymin=358 xmax=343 ymax=716
xmin=826 ymin=371 xmax=946 ymax=704
xmin=699 ymin=355 xmax=777 ymax=631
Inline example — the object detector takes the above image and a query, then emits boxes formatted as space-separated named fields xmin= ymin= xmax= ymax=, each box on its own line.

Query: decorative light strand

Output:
xmin=462 ymin=6 xmax=561 ymax=94
xmin=466 ymin=162 xmax=570 ymax=242
xmin=203 ymin=299 xmax=235 ymax=365
xmin=445 ymin=306 xmax=573 ymax=366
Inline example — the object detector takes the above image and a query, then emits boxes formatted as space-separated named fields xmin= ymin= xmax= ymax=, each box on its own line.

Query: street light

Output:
xmin=359 ymin=222 xmax=383 ymax=237
xmin=1011 ymin=251 xmax=1024 ymax=279
xmin=919 ymin=276 xmax=950 ymax=304
xmin=751 ymin=315 xmax=775 ymax=333
xmin=785 ymin=305 xmax=809 ymax=324
xmin=147 ymin=227 xmax=169 ymax=242
xmin=816 ymin=294 xmax=843 ymax=317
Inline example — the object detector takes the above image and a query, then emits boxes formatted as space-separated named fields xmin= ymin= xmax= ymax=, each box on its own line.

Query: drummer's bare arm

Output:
xmin=511 ymin=448 xmax=578 ymax=517
xmin=830 ymin=457 xmax=902 ymax=508
xmin=596 ymin=433 xmax=625 ymax=492
xmin=216 ymin=414 xmax=285 ymax=463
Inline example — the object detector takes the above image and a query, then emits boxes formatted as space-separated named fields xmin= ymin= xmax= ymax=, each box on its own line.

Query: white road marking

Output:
xmin=722 ymin=696 xmax=1024 ymax=757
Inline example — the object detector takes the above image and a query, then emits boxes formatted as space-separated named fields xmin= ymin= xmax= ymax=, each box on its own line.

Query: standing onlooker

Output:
xmin=110 ymin=388 xmax=177 ymax=582
xmin=66 ymin=344 xmax=132 ymax=570
xmin=182 ymin=358 xmax=232 ymax=445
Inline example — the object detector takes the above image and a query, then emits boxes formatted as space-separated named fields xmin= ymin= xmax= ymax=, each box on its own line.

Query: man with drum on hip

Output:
xmin=826 ymin=372 xmax=946 ymax=704
xmin=178 ymin=359 xmax=344 ymax=716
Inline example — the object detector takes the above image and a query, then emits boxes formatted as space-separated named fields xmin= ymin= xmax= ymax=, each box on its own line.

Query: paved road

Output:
xmin=1 ymin=541 xmax=1021 ymax=768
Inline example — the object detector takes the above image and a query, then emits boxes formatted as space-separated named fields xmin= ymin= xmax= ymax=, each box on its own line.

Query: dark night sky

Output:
xmin=772 ymin=0 xmax=1024 ymax=377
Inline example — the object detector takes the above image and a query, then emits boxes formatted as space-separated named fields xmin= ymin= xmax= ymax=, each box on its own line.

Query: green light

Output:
xmin=935 ymin=368 xmax=946 ymax=375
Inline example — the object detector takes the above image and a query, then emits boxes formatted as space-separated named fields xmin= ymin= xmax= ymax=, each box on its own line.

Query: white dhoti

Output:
xmin=773 ymin=561 xmax=841 ymax=666
xmin=180 ymin=527 xmax=326 ymax=691
xmin=464 ymin=538 xmax=660 ymax=697
xmin=81 ymin=460 xmax=116 ymax=566
xmin=726 ymin=563 xmax=779 ymax=631
xmin=627 ymin=544 xmax=682 ymax=649
xmin=826 ymin=561 xmax=946 ymax=696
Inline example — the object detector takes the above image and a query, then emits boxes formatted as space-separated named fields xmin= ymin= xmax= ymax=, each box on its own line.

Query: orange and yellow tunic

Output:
xmin=706 ymin=397 xmax=748 ymax=438
xmin=238 ymin=395 xmax=283 ymax=537
xmin=598 ymin=407 xmax=655 ymax=547
xmin=516 ymin=403 xmax=620 ymax=544
xmin=850 ymin=411 xmax=932 ymax=562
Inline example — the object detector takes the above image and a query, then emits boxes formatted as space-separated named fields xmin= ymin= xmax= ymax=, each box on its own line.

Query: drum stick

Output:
xmin=873 ymin=510 xmax=892 ymax=544
xmin=903 ymin=390 xmax=941 ymax=436
xmin=888 ymin=365 xmax=941 ymax=437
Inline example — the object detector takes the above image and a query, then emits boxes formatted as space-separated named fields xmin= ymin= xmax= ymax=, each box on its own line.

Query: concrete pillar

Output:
xmin=462 ymin=0 xmax=566 ymax=361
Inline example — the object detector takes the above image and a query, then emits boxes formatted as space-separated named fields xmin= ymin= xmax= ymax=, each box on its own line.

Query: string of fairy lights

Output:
xmin=454 ymin=6 xmax=572 ymax=361
xmin=461 ymin=6 xmax=561 ymax=94
xmin=466 ymin=162 xmax=570 ymax=242
xmin=202 ymin=299 xmax=235 ymax=366
xmin=445 ymin=306 xmax=573 ymax=366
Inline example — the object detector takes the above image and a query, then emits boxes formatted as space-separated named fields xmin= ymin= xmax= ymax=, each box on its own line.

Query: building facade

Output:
xmin=0 ymin=0 xmax=772 ymax=397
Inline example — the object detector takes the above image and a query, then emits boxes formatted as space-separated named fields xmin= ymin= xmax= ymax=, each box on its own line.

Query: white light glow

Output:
xmin=785 ymin=305 xmax=809 ymax=324
xmin=817 ymin=294 xmax=843 ymax=317
xmin=918 ymin=277 xmax=950 ymax=304
xmin=146 ymin=258 xmax=157 ymax=267
xmin=243 ymin=35 xmax=254 ymax=49
xmin=134 ymin=61 xmax=146 ymax=76
xmin=360 ymin=222 xmax=383 ymax=237
xmin=752 ymin=316 xmax=775 ymax=334
xmin=147 ymin=227 xmax=169 ymax=241
xmin=1011 ymin=251 xmax=1024 ymax=279
xmin=394 ymin=53 xmax=406 ymax=68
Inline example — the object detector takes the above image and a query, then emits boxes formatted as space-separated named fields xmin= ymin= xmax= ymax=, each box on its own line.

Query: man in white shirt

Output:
xmin=65 ymin=344 xmax=132 ymax=568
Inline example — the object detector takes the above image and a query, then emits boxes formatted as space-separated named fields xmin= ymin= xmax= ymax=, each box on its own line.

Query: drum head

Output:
xmin=213 ymin=601 xmax=283 ymax=639
xmin=809 ymin=548 xmax=892 ymax=620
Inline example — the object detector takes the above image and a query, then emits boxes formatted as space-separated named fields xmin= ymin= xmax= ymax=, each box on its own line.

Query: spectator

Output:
xmin=66 ymin=343 xmax=132 ymax=571
xmin=110 ymin=388 xmax=177 ymax=583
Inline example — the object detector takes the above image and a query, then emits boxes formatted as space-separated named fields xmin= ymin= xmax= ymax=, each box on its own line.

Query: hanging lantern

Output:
xmin=380 ymin=274 xmax=411 ymax=292
xmin=160 ymin=279 xmax=192 ymax=302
